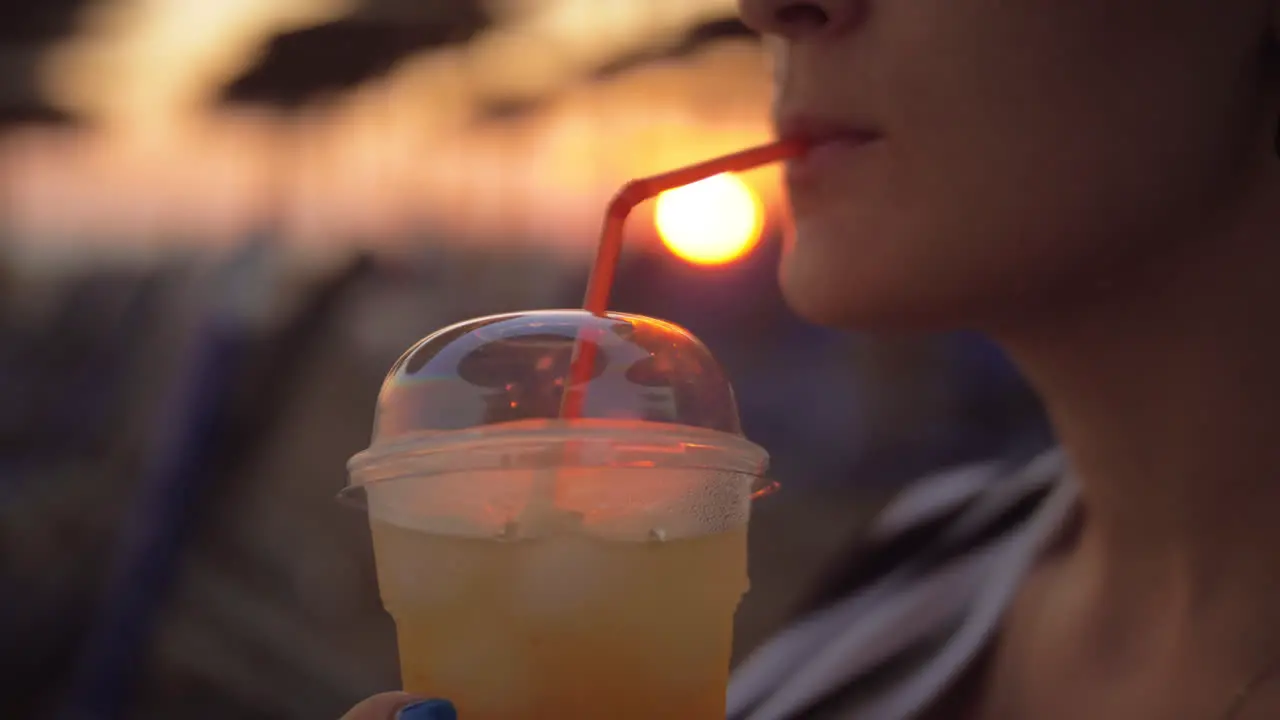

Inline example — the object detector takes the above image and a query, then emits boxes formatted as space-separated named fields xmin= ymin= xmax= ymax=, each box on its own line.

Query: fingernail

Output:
xmin=396 ymin=699 xmax=458 ymax=720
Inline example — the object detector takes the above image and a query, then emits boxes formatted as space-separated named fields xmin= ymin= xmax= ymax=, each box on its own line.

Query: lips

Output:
xmin=775 ymin=115 xmax=881 ymax=187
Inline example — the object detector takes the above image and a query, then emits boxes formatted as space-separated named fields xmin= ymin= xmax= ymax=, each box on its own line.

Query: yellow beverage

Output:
xmin=347 ymin=318 xmax=771 ymax=716
xmin=370 ymin=519 xmax=748 ymax=719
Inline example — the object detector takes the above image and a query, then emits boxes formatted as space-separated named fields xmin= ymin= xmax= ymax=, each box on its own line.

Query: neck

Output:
xmin=995 ymin=167 xmax=1280 ymax=630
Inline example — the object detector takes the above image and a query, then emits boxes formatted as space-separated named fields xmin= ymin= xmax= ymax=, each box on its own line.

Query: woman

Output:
xmin=349 ymin=0 xmax=1280 ymax=717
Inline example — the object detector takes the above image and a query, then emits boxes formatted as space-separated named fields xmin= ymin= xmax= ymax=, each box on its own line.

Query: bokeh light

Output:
xmin=654 ymin=172 xmax=763 ymax=266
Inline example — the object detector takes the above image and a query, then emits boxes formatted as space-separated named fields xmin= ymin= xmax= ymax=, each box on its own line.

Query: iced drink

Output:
xmin=347 ymin=312 xmax=770 ymax=719
xmin=370 ymin=510 xmax=746 ymax=718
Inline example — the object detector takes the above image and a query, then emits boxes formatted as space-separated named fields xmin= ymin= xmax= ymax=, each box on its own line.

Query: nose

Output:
xmin=738 ymin=0 xmax=861 ymax=39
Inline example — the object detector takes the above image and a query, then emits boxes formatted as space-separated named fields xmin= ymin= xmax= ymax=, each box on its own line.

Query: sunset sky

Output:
xmin=1 ymin=0 xmax=784 ymax=259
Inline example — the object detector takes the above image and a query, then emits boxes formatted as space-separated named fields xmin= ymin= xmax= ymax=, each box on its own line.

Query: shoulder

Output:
xmin=799 ymin=450 xmax=1064 ymax=615
xmin=728 ymin=450 xmax=1075 ymax=720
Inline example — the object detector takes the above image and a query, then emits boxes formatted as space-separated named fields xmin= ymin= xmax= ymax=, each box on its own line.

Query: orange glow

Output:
xmin=5 ymin=1 xmax=779 ymax=256
xmin=654 ymin=173 xmax=762 ymax=266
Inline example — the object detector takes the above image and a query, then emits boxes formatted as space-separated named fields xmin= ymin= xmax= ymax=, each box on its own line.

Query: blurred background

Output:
xmin=0 ymin=1 xmax=1052 ymax=717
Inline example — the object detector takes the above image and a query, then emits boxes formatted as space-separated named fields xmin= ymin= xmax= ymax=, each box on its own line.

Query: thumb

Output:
xmin=341 ymin=693 xmax=458 ymax=720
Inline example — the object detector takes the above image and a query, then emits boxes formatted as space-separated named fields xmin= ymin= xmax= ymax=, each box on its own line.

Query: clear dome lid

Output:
xmin=367 ymin=310 xmax=746 ymax=446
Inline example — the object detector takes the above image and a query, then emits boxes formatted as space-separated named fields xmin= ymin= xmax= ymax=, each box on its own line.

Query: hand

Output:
xmin=341 ymin=693 xmax=458 ymax=720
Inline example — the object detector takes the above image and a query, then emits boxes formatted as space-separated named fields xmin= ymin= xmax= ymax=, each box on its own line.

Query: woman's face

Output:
xmin=740 ymin=0 xmax=1279 ymax=331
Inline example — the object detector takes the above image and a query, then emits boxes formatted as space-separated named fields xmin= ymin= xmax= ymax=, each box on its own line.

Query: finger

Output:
xmin=394 ymin=700 xmax=458 ymax=720
xmin=340 ymin=692 xmax=418 ymax=720
xmin=340 ymin=693 xmax=458 ymax=720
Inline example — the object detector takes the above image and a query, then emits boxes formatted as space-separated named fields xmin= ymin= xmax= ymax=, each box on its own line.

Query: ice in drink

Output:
xmin=371 ymin=519 xmax=747 ymax=719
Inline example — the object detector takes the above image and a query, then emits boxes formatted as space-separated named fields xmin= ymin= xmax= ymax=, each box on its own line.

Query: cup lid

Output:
xmin=365 ymin=310 xmax=747 ymax=448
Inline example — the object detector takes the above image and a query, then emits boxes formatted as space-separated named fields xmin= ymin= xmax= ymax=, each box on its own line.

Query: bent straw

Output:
xmin=582 ymin=138 xmax=807 ymax=317
xmin=514 ymin=139 xmax=806 ymax=531
xmin=561 ymin=138 xmax=807 ymax=421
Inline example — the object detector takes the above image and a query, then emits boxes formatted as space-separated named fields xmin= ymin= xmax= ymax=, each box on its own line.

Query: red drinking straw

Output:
xmin=560 ymin=138 xmax=807 ymax=420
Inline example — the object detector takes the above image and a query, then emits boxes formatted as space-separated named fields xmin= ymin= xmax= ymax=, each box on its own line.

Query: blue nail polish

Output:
xmin=397 ymin=699 xmax=458 ymax=720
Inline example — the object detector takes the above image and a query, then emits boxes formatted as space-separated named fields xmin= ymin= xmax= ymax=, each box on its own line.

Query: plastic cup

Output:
xmin=346 ymin=310 xmax=770 ymax=719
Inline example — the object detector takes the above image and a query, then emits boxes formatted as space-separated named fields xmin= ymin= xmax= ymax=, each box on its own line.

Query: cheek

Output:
xmin=889 ymin=0 xmax=1248 ymax=241
xmin=779 ymin=0 xmax=1259 ymax=330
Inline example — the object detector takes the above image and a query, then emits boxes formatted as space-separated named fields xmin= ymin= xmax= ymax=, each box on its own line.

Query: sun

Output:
xmin=654 ymin=173 xmax=763 ymax=266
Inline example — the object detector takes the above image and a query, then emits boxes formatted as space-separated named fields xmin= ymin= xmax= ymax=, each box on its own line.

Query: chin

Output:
xmin=778 ymin=199 xmax=1101 ymax=334
xmin=775 ymin=212 xmax=952 ymax=331
xmin=777 ymin=232 xmax=1055 ymax=335
xmin=778 ymin=250 xmax=950 ymax=333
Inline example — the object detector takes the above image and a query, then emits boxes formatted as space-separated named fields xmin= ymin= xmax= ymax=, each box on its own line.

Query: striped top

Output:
xmin=728 ymin=450 xmax=1079 ymax=720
